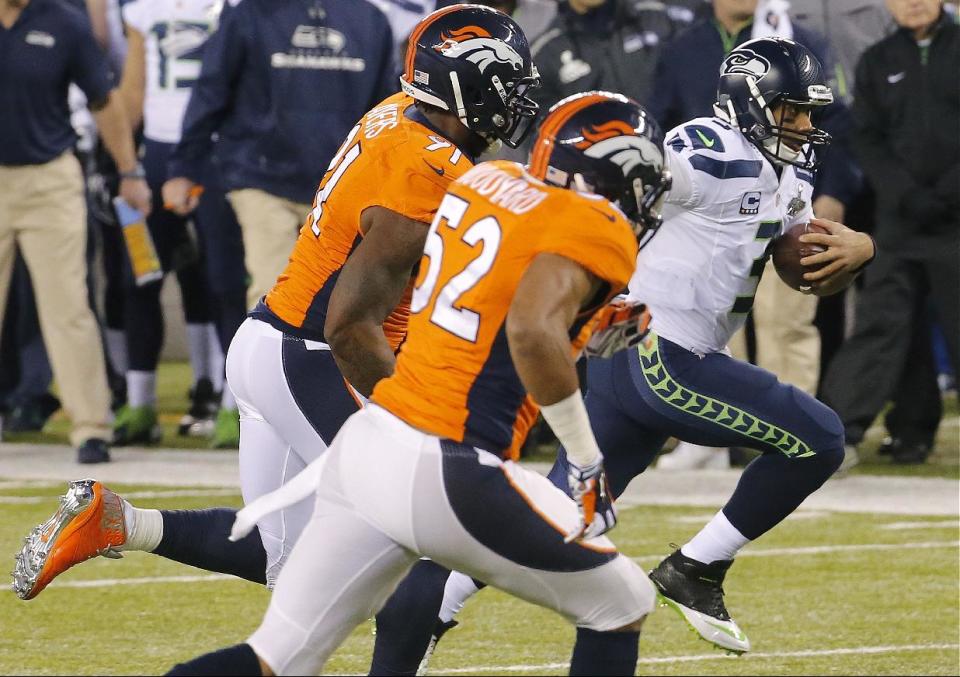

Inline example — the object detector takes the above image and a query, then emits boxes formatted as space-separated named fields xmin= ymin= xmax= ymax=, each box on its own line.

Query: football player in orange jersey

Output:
xmin=12 ymin=3 xmax=538 ymax=607
xmin=168 ymin=91 xmax=671 ymax=676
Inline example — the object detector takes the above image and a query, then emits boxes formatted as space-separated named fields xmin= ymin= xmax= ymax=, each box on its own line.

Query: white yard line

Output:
xmin=52 ymin=574 xmax=234 ymax=589
xmin=439 ymin=643 xmax=960 ymax=674
xmin=0 ymin=488 xmax=239 ymax=504
xmin=669 ymin=510 xmax=830 ymax=524
xmin=880 ymin=520 xmax=959 ymax=530
xmin=46 ymin=540 xmax=958 ymax=591
xmin=632 ymin=540 xmax=959 ymax=565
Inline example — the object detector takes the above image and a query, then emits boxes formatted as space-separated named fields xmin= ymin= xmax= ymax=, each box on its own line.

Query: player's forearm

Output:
xmin=327 ymin=323 xmax=396 ymax=398
xmin=92 ymin=91 xmax=139 ymax=174
xmin=508 ymin=321 xmax=580 ymax=406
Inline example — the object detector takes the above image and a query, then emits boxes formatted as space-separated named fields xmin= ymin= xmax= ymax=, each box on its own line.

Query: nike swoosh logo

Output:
xmin=423 ymin=160 xmax=445 ymax=177
xmin=704 ymin=618 xmax=747 ymax=642
xmin=887 ymin=71 xmax=906 ymax=84
xmin=590 ymin=207 xmax=616 ymax=222
xmin=695 ymin=129 xmax=715 ymax=148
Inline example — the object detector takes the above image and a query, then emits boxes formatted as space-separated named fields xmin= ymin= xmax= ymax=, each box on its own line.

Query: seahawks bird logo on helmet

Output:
xmin=720 ymin=50 xmax=771 ymax=79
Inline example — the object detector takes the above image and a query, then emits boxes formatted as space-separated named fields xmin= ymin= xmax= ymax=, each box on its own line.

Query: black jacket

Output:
xmin=852 ymin=12 xmax=959 ymax=253
xmin=529 ymin=0 xmax=694 ymax=118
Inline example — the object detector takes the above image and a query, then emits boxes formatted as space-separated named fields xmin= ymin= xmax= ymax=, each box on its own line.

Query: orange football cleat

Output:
xmin=12 ymin=480 xmax=126 ymax=600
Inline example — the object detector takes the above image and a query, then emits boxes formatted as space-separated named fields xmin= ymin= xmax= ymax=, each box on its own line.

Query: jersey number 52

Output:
xmin=411 ymin=194 xmax=502 ymax=343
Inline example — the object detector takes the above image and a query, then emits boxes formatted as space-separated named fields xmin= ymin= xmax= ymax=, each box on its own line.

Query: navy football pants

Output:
xmin=550 ymin=334 xmax=845 ymax=540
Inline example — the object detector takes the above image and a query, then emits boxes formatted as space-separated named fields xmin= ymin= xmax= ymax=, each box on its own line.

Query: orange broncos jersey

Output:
xmin=258 ymin=93 xmax=474 ymax=349
xmin=373 ymin=160 xmax=638 ymax=459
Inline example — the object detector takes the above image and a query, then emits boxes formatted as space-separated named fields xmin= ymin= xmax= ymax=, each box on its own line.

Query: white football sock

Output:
xmin=105 ymin=329 xmax=128 ymax=375
xmin=120 ymin=500 xmax=163 ymax=552
xmin=439 ymin=570 xmax=482 ymax=624
xmin=186 ymin=323 xmax=212 ymax=382
xmin=208 ymin=324 xmax=225 ymax=392
xmin=681 ymin=510 xmax=750 ymax=564
xmin=126 ymin=370 xmax=157 ymax=408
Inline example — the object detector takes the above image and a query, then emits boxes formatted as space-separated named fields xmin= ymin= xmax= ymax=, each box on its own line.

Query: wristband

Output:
xmin=119 ymin=163 xmax=146 ymax=180
xmin=539 ymin=391 xmax=601 ymax=467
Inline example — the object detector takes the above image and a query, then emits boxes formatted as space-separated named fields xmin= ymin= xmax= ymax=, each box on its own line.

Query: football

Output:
xmin=771 ymin=221 xmax=829 ymax=291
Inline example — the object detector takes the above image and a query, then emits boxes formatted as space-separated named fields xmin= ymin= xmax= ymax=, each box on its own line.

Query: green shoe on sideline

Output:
xmin=211 ymin=408 xmax=240 ymax=449
xmin=112 ymin=405 xmax=162 ymax=446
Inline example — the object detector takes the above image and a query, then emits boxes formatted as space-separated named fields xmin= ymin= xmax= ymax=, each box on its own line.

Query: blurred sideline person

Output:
xmin=111 ymin=0 xmax=236 ymax=446
xmin=547 ymin=38 xmax=876 ymax=653
xmin=166 ymin=90 xmax=671 ymax=677
xmin=820 ymin=0 xmax=958 ymax=465
xmin=0 ymin=0 xmax=150 ymax=464
xmin=162 ymin=0 xmax=397 ymax=311
xmin=14 ymin=14 xmax=537 ymax=674
xmin=529 ymin=0 xmax=689 ymax=125
xmin=786 ymin=0 xmax=900 ymax=472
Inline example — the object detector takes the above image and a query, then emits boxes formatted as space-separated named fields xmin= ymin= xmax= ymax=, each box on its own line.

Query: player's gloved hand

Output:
xmin=564 ymin=454 xmax=617 ymax=543
xmin=584 ymin=295 xmax=651 ymax=359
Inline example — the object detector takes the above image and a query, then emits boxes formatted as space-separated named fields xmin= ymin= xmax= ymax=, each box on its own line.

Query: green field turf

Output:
xmin=4 ymin=362 xmax=959 ymax=478
xmin=0 ymin=484 xmax=956 ymax=675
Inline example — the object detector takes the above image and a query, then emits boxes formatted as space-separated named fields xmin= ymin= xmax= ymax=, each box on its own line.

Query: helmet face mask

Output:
xmin=715 ymin=38 xmax=834 ymax=171
xmin=401 ymin=5 xmax=541 ymax=149
xmin=528 ymin=92 xmax=672 ymax=244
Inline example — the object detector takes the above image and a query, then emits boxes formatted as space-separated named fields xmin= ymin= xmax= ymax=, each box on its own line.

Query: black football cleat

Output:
xmin=415 ymin=619 xmax=458 ymax=676
xmin=649 ymin=549 xmax=750 ymax=654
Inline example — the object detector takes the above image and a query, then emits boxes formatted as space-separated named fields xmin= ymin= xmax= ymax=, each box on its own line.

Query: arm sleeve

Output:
xmin=68 ymin=9 xmax=114 ymax=105
xmin=166 ymin=2 xmax=248 ymax=182
xmin=120 ymin=0 xmax=147 ymax=34
xmin=662 ymin=138 xmax=699 ymax=207
xmin=850 ymin=48 xmax=920 ymax=208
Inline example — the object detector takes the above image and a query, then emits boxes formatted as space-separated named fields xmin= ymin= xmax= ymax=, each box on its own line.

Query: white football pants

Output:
xmin=246 ymin=404 xmax=656 ymax=675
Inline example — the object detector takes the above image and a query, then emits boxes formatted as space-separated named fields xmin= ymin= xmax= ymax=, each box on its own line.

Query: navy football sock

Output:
xmin=369 ymin=559 xmax=452 ymax=676
xmin=153 ymin=508 xmax=267 ymax=585
xmin=569 ymin=627 xmax=639 ymax=676
xmin=722 ymin=447 xmax=844 ymax=540
xmin=167 ymin=643 xmax=262 ymax=675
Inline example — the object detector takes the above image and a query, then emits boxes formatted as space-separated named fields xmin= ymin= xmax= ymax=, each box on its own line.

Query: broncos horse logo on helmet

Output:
xmin=436 ymin=27 xmax=526 ymax=75
xmin=528 ymin=91 xmax=671 ymax=245
xmin=715 ymin=37 xmax=834 ymax=170
xmin=401 ymin=5 xmax=540 ymax=148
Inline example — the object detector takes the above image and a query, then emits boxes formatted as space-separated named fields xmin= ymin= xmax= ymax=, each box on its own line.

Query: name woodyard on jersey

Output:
xmin=460 ymin=165 xmax=547 ymax=215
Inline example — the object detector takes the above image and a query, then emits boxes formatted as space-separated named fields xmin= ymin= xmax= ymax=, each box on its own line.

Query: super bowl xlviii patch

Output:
xmin=740 ymin=191 xmax=761 ymax=215
xmin=786 ymin=185 xmax=806 ymax=218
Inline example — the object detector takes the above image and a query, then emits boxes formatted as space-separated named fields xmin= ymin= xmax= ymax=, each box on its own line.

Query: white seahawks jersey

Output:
xmin=123 ymin=0 xmax=221 ymax=143
xmin=628 ymin=116 xmax=815 ymax=354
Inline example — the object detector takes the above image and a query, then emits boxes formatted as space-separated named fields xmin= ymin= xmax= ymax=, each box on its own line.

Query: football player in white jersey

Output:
xmin=547 ymin=37 xmax=877 ymax=654
xmin=112 ymin=0 xmax=247 ymax=446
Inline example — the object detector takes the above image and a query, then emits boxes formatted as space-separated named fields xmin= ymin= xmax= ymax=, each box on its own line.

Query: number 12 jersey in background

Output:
xmin=122 ymin=0 xmax=220 ymax=144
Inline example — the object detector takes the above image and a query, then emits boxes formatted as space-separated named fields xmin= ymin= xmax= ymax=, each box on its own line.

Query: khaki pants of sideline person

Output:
xmin=228 ymin=189 xmax=311 ymax=309
xmin=0 ymin=152 xmax=112 ymax=445
xmin=729 ymin=260 xmax=821 ymax=395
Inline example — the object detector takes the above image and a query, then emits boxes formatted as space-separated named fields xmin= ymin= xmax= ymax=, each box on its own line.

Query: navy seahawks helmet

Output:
xmin=400 ymin=4 xmax=540 ymax=148
xmin=715 ymin=37 xmax=834 ymax=170
xmin=528 ymin=91 xmax=671 ymax=242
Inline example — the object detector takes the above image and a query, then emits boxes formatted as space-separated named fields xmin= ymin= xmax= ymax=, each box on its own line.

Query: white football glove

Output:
xmin=564 ymin=454 xmax=618 ymax=543
xmin=584 ymin=296 xmax=652 ymax=359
